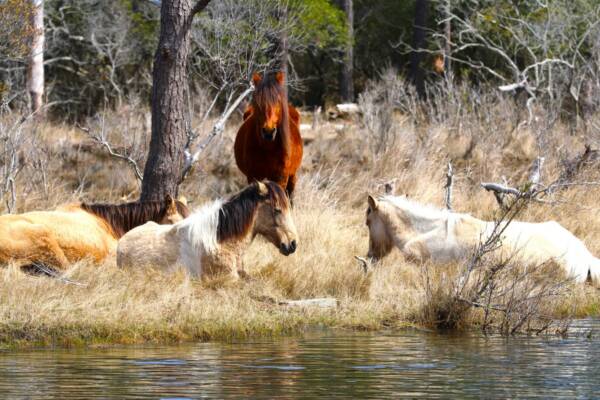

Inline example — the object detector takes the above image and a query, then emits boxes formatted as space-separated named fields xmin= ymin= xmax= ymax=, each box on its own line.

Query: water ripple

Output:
xmin=0 ymin=319 xmax=598 ymax=399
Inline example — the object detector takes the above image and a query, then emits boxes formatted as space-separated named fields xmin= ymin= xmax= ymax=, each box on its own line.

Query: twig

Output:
xmin=31 ymin=263 xmax=87 ymax=287
xmin=354 ymin=256 xmax=370 ymax=274
xmin=76 ymin=123 xmax=143 ymax=182
xmin=5 ymin=177 xmax=16 ymax=213
xmin=181 ymin=84 xmax=254 ymax=181
xmin=480 ymin=183 xmax=523 ymax=196
xmin=445 ymin=161 xmax=454 ymax=210
xmin=528 ymin=156 xmax=544 ymax=189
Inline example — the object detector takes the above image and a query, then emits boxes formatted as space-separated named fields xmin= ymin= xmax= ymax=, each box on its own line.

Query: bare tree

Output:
xmin=87 ymin=2 xmax=136 ymax=108
xmin=77 ymin=1 xmax=305 ymax=188
xmin=140 ymin=0 xmax=212 ymax=202
xmin=429 ymin=1 xmax=600 ymax=124
xmin=27 ymin=0 xmax=44 ymax=117
xmin=0 ymin=112 xmax=28 ymax=212
xmin=182 ymin=0 xmax=304 ymax=177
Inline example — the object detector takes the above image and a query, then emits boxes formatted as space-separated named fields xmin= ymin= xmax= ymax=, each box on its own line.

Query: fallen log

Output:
xmin=278 ymin=298 xmax=338 ymax=309
xmin=327 ymin=103 xmax=360 ymax=120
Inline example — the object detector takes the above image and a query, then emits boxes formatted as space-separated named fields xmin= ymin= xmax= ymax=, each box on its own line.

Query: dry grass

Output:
xmin=1 ymin=92 xmax=600 ymax=347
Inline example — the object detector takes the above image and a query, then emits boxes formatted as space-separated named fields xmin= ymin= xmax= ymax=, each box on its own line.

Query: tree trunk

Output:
xmin=409 ymin=0 xmax=429 ymax=98
xmin=443 ymin=0 xmax=452 ymax=80
xmin=140 ymin=0 xmax=210 ymax=201
xmin=27 ymin=0 xmax=44 ymax=117
xmin=340 ymin=0 xmax=354 ymax=102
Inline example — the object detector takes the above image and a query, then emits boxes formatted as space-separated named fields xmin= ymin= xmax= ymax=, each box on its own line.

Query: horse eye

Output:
xmin=367 ymin=208 xmax=372 ymax=214
xmin=274 ymin=208 xmax=282 ymax=215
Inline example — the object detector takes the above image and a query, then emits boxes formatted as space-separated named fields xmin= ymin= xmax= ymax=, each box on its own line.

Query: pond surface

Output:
xmin=0 ymin=319 xmax=598 ymax=399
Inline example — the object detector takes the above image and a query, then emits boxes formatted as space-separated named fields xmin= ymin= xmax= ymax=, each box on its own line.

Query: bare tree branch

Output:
xmin=180 ymin=84 xmax=254 ymax=182
xmin=76 ymin=122 xmax=143 ymax=182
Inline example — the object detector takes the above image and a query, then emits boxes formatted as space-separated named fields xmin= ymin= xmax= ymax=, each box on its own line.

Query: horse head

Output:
xmin=251 ymin=72 xmax=287 ymax=142
xmin=365 ymin=195 xmax=394 ymax=261
xmin=160 ymin=194 xmax=189 ymax=224
xmin=253 ymin=181 xmax=298 ymax=255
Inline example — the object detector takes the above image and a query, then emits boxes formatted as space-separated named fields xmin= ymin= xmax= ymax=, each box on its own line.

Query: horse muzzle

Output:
xmin=262 ymin=127 xmax=277 ymax=142
xmin=279 ymin=240 xmax=297 ymax=256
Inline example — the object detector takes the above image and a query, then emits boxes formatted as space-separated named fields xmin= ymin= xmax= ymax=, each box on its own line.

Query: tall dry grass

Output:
xmin=1 ymin=81 xmax=600 ymax=347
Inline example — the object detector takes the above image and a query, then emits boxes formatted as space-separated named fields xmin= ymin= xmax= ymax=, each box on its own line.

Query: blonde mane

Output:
xmin=175 ymin=199 xmax=223 ymax=256
xmin=381 ymin=195 xmax=450 ymax=220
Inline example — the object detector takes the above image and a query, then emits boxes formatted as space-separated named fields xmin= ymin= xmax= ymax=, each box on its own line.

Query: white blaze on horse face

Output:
xmin=263 ymin=104 xmax=282 ymax=132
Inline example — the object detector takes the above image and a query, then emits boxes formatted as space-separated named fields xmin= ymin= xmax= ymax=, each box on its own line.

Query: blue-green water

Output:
xmin=0 ymin=319 xmax=598 ymax=399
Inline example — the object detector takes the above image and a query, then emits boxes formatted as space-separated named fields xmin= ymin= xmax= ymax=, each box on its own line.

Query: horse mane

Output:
xmin=381 ymin=195 xmax=450 ymax=220
xmin=251 ymin=72 xmax=291 ymax=155
xmin=176 ymin=181 xmax=289 ymax=254
xmin=217 ymin=181 xmax=289 ymax=243
xmin=80 ymin=200 xmax=190 ymax=238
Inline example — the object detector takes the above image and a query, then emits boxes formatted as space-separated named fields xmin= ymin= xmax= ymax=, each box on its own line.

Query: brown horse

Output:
xmin=0 ymin=196 xmax=189 ymax=271
xmin=234 ymin=72 xmax=303 ymax=197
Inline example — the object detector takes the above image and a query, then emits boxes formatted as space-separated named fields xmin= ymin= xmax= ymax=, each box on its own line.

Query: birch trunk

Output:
xmin=27 ymin=0 xmax=44 ymax=117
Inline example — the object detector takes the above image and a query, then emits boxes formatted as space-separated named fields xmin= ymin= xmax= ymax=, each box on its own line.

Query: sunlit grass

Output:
xmin=1 ymin=103 xmax=600 ymax=347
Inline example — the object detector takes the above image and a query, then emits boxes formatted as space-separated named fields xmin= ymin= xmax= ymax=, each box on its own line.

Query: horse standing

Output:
xmin=0 ymin=196 xmax=189 ymax=271
xmin=365 ymin=194 xmax=600 ymax=284
xmin=234 ymin=72 xmax=303 ymax=197
xmin=117 ymin=181 xmax=297 ymax=279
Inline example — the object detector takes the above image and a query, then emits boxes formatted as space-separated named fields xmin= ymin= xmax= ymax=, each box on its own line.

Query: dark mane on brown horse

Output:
xmin=217 ymin=181 xmax=289 ymax=243
xmin=81 ymin=199 xmax=190 ymax=238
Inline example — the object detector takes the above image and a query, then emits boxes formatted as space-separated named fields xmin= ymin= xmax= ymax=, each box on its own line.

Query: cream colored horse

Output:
xmin=0 ymin=196 xmax=188 ymax=271
xmin=366 ymin=195 xmax=600 ymax=283
xmin=117 ymin=181 xmax=298 ymax=279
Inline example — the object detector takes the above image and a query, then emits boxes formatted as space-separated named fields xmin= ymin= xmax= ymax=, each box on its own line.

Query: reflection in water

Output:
xmin=0 ymin=319 xmax=598 ymax=399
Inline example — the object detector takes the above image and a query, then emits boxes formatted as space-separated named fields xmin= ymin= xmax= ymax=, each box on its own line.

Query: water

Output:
xmin=0 ymin=319 xmax=598 ymax=399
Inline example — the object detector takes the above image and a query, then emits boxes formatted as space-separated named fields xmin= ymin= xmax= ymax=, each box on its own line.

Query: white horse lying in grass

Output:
xmin=117 ymin=181 xmax=297 ymax=279
xmin=365 ymin=194 xmax=600 ymax=284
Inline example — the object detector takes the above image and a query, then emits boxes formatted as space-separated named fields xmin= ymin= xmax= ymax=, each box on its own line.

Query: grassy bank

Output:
xmin=1 ymin=89 xmax=600 ymax=347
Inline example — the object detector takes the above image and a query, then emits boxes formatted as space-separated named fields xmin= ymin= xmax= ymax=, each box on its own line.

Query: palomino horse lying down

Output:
xmin=365 ymin=195 xmax=600 ymax=284
xmin=0 ymin=196 xmax=189 ymax=271
xmin=117 ymin=181 xmax=298 ymax=279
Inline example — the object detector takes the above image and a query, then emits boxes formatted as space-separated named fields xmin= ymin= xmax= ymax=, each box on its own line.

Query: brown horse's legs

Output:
xmin=285 ymin=175 xmax=297 ymax=205
xmin=286 ymin=174 xmax=296 ymax=196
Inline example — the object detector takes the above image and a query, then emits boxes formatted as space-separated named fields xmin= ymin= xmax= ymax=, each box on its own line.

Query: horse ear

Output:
xmin=252 ymin=72 xmax=262 ymax=86
xmin=367 ymin=195 xmax=378 ymax=211
xmin=257 ymin=181 xmax=269 ymax=196
xmin=275 ymin=71 xmax=285 ymax=85
xmin=384 ymin=182 xmax=394 ymax=195
xmin=165 ymin=194 xmax=177 ymax=214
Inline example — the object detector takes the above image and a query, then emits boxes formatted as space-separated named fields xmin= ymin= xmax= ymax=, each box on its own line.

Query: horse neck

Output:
xmin=216 ymin=195 xmax=260 ymax=247
xmin=387 ymin=201 xmax=448 ymax=235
